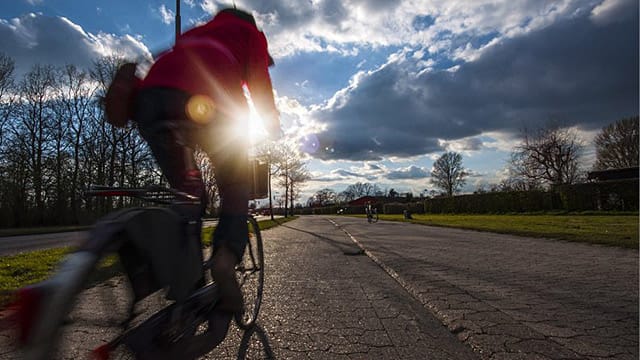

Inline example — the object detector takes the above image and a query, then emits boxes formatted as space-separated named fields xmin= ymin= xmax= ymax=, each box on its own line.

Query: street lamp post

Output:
xmin=175 ymin=0 xmax=181 ymax=43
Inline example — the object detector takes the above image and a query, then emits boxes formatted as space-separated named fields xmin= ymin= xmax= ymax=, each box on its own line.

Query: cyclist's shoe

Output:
xmin=211 ymin=247 xmax=243 ymax=314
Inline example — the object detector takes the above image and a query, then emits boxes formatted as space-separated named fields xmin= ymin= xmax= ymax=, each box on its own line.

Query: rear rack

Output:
xmin=85 ymin=185 xmax=200 ymax=205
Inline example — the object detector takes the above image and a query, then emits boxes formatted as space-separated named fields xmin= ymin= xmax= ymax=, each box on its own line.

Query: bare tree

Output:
xmin=594 ymin=116 xmax=639 ymax=170
xmin=288 ymin=161 xmax=311 ymax=210
xmin=430 ymin=151 xmax=468 ymax=196
xmin=498 ymin=169 xmax=544 ymax=192
xmin=255 ymin=141 xmax=284 ymax=219
xmin=308 ymin=188 xmax=336 ymax=206
xmin=0 ymin=53 xmax=16 ymax=148
xmin=263 ymin=141 xmax=310 ymax=217
xmin=340 ymin=182 xmax=380 ymax=201
xmin=0 ymin=53 xmax=16 ymax=225
xmin=90 ymin=56 xmax=136 ymax=212
xmin=51 ymin=65 xmax=97 ymax=221
xmin=194 ymin=149 xmax=219 ymax=216
xmin=338 ymin=187 xmax=356 ymax=203
xmin=0 ymin=55 xmax=163 ymax=227
xmin=510 ymin=124 xmax=584 ymax=186
xmin=12 ymin=64 xmax=57 ymax=224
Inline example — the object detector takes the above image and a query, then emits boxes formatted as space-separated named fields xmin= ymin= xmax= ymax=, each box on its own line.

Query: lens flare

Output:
xmin=186 ymin=94 xmax=216 ymax=124
xmin=300 ymin=133 xmax=320 ymax=154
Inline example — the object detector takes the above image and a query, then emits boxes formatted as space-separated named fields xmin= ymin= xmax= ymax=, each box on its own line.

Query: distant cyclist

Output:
xmin=133 ymin=6 xmax=279 ymax=318
xmin=364 ymin=200 xmax=380 ymax=223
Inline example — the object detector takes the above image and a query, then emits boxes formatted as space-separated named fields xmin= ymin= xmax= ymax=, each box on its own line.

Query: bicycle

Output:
xmin=7 ymin=185 xmax=264 ymax=359
xmin=366 ymin=207 xmax=379 ymax=223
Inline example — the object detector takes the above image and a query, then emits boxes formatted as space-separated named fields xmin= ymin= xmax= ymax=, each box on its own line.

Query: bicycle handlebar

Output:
xmin=85 ymin=185 xmax=200 ymax=205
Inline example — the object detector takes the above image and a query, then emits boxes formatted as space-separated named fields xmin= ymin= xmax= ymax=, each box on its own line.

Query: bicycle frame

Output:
xmin=11 ymin=185 xmax=264 ymax=359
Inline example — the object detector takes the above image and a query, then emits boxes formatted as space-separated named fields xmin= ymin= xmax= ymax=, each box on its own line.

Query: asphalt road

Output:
xmin=1 ymin=216 xmax=637 ymax=359
xmin=324 ymin=216 xmax=639 ymax=359
xmin=0 ymin=216 xmax=275 ymax=256
xmin=0 ymin=231 xmax=88 ymax=255
xmin=208 ymin=216 xmax=638 ymax=359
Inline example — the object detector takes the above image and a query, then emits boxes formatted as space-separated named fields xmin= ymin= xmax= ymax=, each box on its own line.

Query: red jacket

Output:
xmin=141 ymin=12 xmax=278 ymax=130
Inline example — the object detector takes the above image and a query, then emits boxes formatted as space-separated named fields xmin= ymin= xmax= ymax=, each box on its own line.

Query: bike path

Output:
xmin=326 ymin=216 xmax=638 ymax=360
xmin=203 ymin=216 xmax=478 ymax=359
xmin=0 ymin=216 xmax=473 ymax=359
xmin=4 ymin=215 xmax=635 ymax=359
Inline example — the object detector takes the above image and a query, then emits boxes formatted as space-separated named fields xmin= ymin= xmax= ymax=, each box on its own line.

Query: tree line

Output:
xmin=308 ymin=117 xmax=639 ymax=205
xmin=0 ymin=54 xmax=157 ymax=227
xmin=0 ymin=53 xmax=310 ymax=228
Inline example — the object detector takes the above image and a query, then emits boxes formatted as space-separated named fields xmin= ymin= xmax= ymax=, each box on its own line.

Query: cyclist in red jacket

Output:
xmin=133 ymin=7 xmax=279 ymax=315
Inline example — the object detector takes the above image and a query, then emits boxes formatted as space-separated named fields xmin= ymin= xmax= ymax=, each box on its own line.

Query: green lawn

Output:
xmin=358 ymin=213 xmax=639 ymax=249
xmin=0 ymin=216 xmax=297 ymax=306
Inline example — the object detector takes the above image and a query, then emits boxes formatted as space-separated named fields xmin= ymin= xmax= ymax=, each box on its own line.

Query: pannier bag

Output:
xmin=249 ymin=160 xmax=269 ymax=200
xmin=104 ymin=62 xmax=140 ymax=128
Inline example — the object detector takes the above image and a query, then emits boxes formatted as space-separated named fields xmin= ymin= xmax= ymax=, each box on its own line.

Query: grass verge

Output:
xmin=0 ymin=216 xmax=298 ymax=306
xmin=353 ymin=213 xmax=638 ymax=249
xmin=0 ymin=225 xmax=90 ymax=237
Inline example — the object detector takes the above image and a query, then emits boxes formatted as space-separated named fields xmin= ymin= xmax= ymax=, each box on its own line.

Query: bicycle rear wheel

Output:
xmin=10 ymin=249 xmax=141 ymax=360
xmin=234 ymin=216 xmax=264 ymax=329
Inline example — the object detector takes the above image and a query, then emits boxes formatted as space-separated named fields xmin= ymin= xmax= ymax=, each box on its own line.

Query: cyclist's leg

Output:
xmin=135 ymin=88 xmax=206 ymax=294
xmin=210 ymin=145 xmax=250 ymax=261
xmin=196 ymin=118 xmax=250 ymax=313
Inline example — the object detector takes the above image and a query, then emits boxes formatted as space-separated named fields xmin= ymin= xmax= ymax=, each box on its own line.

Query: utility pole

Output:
xmin=175 ymin=0 xmax=181 ymax=43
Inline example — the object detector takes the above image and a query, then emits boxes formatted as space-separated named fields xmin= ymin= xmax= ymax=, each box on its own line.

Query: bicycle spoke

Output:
xmin=235 ymin=217 xmax=264 ymax=329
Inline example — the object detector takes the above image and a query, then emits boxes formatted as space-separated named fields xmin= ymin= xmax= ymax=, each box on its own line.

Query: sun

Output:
xmin=244 ymin=85 xmax=268 ymax=145
xmin=248 ymin=103 xmax=268 ymax=144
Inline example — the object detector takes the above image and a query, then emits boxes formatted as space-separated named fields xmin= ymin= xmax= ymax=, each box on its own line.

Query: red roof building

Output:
xmin=348 ymin=196 xmax=378 ymax=206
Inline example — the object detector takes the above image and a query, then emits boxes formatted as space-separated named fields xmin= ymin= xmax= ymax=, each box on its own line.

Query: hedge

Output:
xmin=554 ymin=179 xmax=639 ymax=211
xmin=423 ymin=179 xmax=638 ymax=214
xmin=301 ymin=179 xmax=638 ymax=215
xmin=424 ymin=190 xmax=558 ymax=214
xmin=383 ymin=202 xmax=425 ymax=214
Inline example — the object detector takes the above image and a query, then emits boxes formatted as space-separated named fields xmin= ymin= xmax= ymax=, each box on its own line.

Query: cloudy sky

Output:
xmin=0 ymin=0 xmax=638 ymax=201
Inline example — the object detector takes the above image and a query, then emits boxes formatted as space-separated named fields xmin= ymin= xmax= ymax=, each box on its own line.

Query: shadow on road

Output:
xmin=280 ymin=223 xmax=365 ymax=256
xmin=236 ymin=324 xmax=274 ymax=359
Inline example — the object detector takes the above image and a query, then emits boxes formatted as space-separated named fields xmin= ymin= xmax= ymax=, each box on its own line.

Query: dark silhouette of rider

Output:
xmin=133 ymin=7 xmax=279 ymax=321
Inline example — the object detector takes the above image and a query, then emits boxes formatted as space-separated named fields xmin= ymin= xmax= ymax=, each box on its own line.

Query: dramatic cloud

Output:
xmin=386 ymin=165 xmax=430 ymax=180
xmin=310 ymin=1 xmax=638 ymax=161
xmin=228 ymin=0 xmax=609 ymax=60
xmin=590 ymin=0 xmax=638 ymax=25
xmin=0 ymin=13 xmax=151 ymax=78
xmin=5 ymin=0 xmax=634 ymax=202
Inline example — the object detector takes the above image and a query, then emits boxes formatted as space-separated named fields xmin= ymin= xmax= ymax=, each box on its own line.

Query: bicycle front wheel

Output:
xmin=234 ymin=216 xmax=264 ymax=329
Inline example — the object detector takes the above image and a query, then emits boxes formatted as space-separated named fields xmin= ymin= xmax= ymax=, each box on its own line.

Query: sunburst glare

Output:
xmin=244 ymin=85 xmax=268 ymax=145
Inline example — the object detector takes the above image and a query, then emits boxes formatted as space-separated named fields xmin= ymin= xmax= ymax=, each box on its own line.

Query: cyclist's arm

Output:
xmin=245 ymin=31 xmax=279 ymax=136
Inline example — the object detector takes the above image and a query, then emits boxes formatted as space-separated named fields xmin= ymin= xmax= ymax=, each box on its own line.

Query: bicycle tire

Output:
xmin=13 ymin=249 xmax=138 ymax=360
xmin=234 ymin=216 xmax=264 ymax=329
xmin=11 ymin=208 xmax=182 ymax=360
xmin=103 ymin=283 xmax=222 ymax=360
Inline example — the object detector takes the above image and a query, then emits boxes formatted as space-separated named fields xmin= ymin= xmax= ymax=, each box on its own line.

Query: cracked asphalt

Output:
xmin=1 ymin=215 xmax=637 ymax=359
xmin=205 ymin=216 xmax=477 ymax=359
xmin=321 ymin=216 xmax=638 ymax=360
xmin=206 ymin=216 xmax=638 ymax=359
